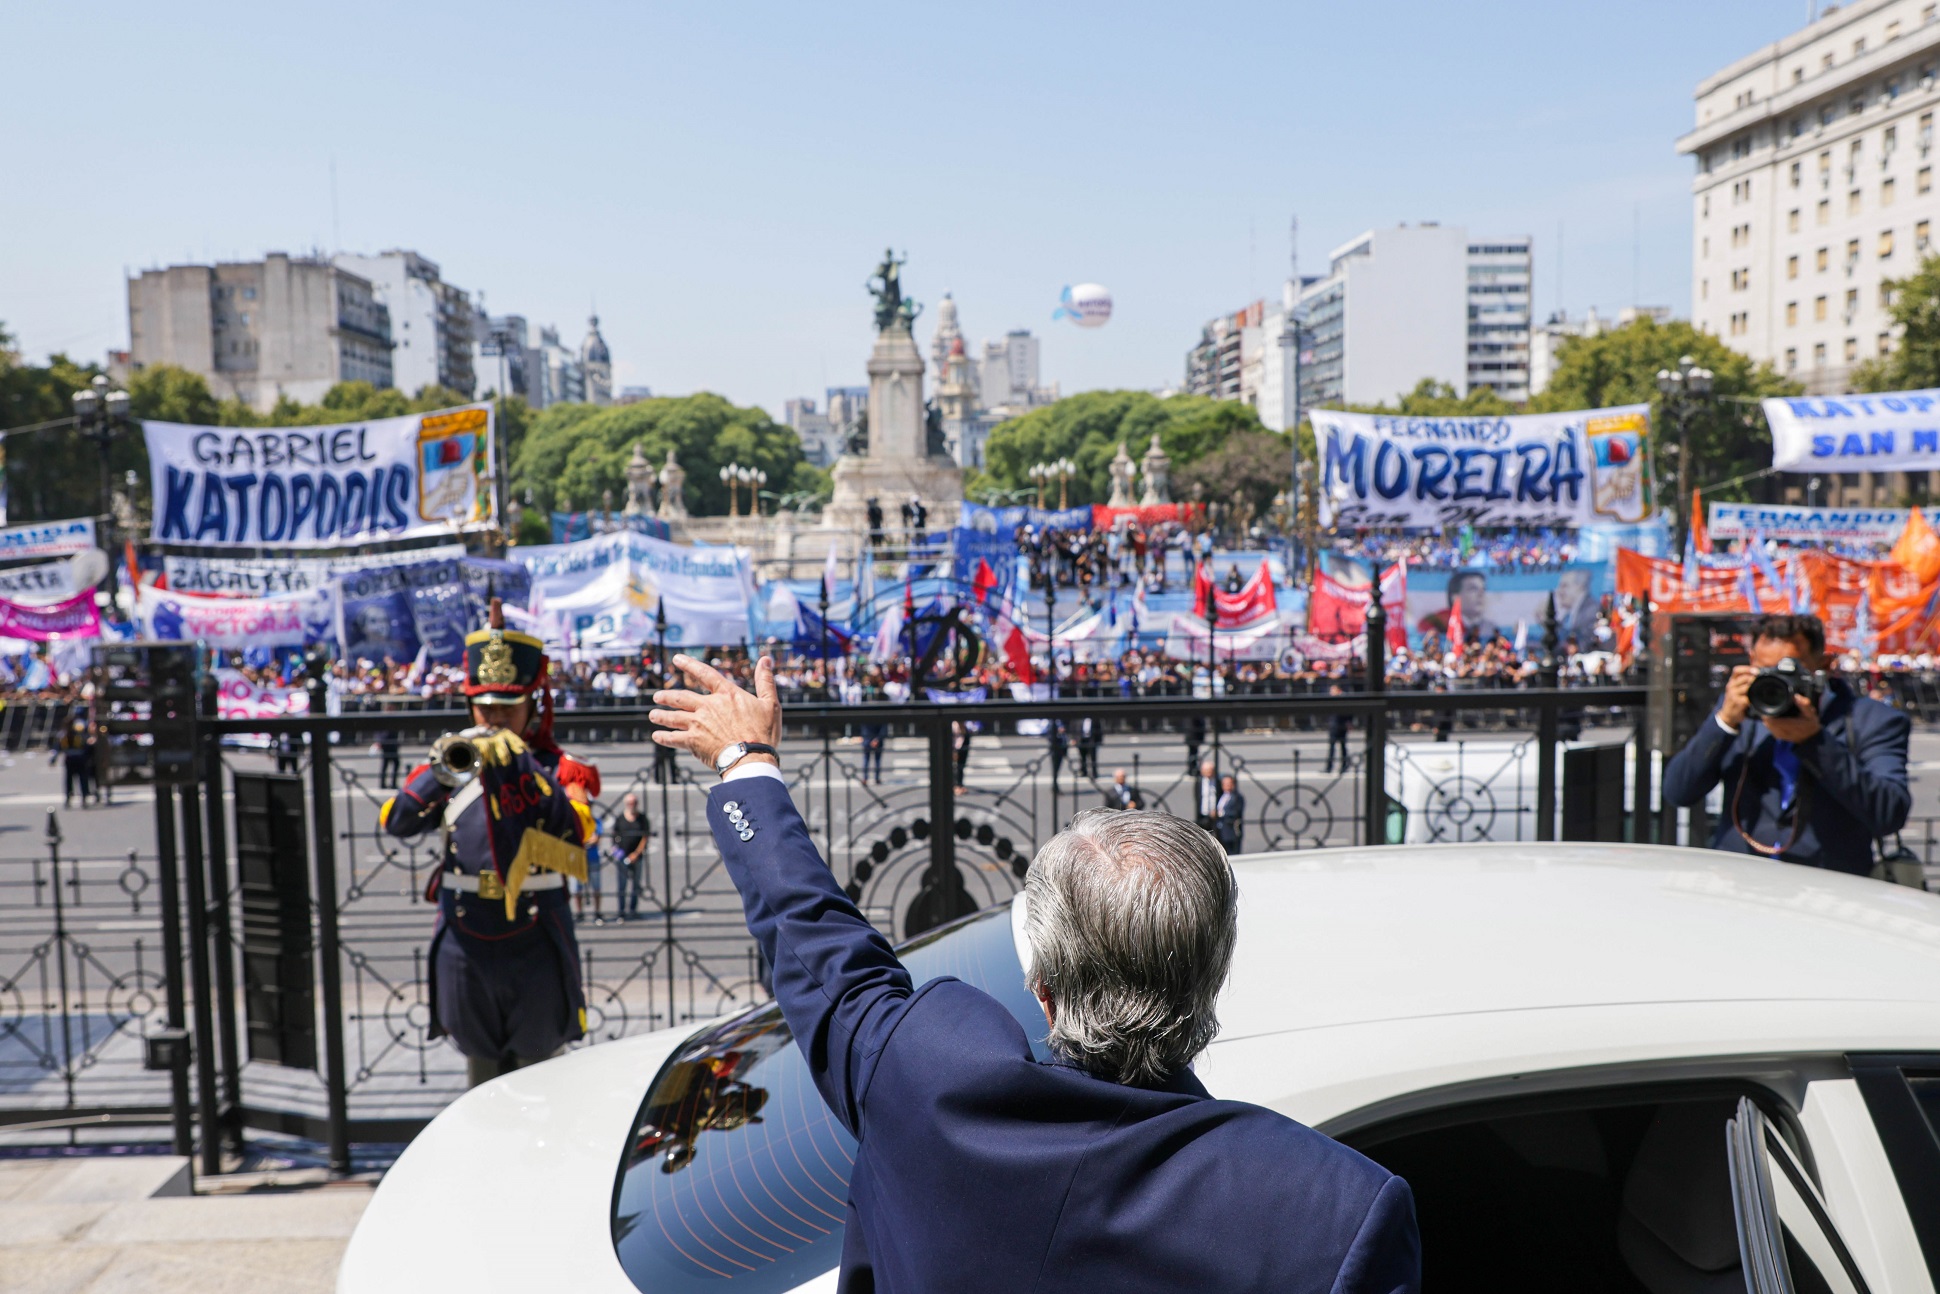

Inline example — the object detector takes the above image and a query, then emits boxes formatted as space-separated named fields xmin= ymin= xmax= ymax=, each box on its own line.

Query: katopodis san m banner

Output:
xmin=1312 ymin=405 xmax=1653 ymax=530
xmin=143 ymin=405 xmax=495 ymax=547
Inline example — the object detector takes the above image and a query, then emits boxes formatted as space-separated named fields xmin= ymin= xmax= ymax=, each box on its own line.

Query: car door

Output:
xmin=1728 ymin=1096 xmax=1873 ymax=1294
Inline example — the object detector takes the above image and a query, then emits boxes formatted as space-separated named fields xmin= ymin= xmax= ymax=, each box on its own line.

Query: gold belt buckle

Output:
xmin=476 ymin=870 xmax=505 ymax=901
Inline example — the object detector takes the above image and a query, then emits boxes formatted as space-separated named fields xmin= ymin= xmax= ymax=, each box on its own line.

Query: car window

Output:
xmin=610 ymin=903 xmax=1046 ymax=1294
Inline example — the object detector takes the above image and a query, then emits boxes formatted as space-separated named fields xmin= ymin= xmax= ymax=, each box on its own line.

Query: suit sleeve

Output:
xmin=1797 ymin=701 xmax=1913 ymax=839
xmin=1661 ymin=711 xmax=1737 ymax=808
xmin=707 ymin=775 xmax=913 ymax=1138
xmin=1330 ymin=1175 xmax=1421 ymax=1294
xmin=381 ymin=764 xmax=450 ymax=838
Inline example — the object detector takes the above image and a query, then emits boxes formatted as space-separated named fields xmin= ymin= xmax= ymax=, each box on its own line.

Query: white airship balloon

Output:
xmin=1053 ymin=283 xmax=1112 ymax=328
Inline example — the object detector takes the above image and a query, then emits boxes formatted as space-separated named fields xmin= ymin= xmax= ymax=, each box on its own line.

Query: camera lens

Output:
xmin=1746 ymin=672 xmax=1797 ymax=718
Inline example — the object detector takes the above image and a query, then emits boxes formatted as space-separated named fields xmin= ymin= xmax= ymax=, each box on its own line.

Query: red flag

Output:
xmin=1446 ymin=595 xmax=1466 ymax=655
xmin=1001 ymin=622 xmax=1035 ymax=684
xmin=971 ymin=558 xmax=998 ymax=605
xmin=1207 ymin=560 xmax=1279 ymax=625
xmin=1193 ymin=561 xmax=1215 ymax=618
xmin=125 ymin=539 xmax=147 ymax=591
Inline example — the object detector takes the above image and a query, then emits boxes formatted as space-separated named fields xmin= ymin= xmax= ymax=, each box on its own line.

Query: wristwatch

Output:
xmin=714 ymin=742 xmax=779 ymax=775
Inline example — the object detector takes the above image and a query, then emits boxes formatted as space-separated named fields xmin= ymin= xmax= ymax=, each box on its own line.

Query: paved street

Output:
xmin=0 ymin=1154 xmax=369 ymax=1294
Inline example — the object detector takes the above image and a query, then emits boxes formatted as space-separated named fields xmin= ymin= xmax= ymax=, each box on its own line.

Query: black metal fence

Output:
xmin=1 ymin=678 xmax=1659 ymax=1177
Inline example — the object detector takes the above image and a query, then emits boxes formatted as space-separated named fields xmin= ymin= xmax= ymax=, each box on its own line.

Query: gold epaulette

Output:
xmin=500 ymin=826 xmax=591 ymax=920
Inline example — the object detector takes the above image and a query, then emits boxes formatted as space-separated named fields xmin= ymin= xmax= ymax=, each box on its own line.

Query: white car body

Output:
xmin=340 ymin=842 xmax=1940 ymax=1293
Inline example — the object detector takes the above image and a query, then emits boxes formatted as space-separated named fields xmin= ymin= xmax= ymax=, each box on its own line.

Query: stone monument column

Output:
xmin=823 ymin=249 xmax=964 ymax=538
xmin=867 ymin=325 xmax=925 ymax=461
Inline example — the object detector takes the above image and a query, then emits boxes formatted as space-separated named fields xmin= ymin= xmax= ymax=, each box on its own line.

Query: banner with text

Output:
xmin=144 ymin=405 xmax=495 ymax=547
xmin=0 ymin=517 xmax=95 ymax=562
xmin=162 ymin=544 xmax=467 ymax=596
xmin=1306 ymin=554 xmax=1405 ymax=646
xmin=1314 ymin=405 xmax=1653 ymax=530
xmin=1764 ymin=390 xmax=1940 ymax=472
xmin=515 ymin=531 xmax=752 ymax=649
xmin=136 ymin=585 xmax=338 ymax=652
xmin=1707 ymin=502 xmax=1908 ymax=545
xmin=0 ymin=559 xmax=80 ymax=603
xmin=0 ymin=591 xmax=100 ymax=642
xmin=212 ymin=669 xmax=310 ymax=720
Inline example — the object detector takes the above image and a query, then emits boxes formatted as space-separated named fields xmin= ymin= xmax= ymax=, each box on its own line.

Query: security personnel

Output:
xmin=381 ymin=600 xmax=602 ymax=1087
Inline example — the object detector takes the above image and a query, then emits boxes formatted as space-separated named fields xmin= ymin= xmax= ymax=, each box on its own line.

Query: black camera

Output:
xmin=1746 ymin=656 xmax=1826 ymax=719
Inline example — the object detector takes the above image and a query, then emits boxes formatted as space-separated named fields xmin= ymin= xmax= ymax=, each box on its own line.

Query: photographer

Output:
xmin=1661 ymin=614 xmax=1910 ymax=875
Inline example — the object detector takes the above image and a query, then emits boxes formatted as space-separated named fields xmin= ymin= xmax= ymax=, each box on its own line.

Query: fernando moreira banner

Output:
xmin=1313 ymin=405 xmax=1653 ymax=530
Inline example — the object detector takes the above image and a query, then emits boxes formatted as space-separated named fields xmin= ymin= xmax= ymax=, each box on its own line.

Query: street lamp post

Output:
xmin=71 ymin=374 xmax=132 ymax=604
xmin=1654 ymin=355 xmax=1715 ymax=549
xmin=719 ymin=463 xmax=741 ymax=517
xmin=1054 ymin=457 xmax=1075 ymax=510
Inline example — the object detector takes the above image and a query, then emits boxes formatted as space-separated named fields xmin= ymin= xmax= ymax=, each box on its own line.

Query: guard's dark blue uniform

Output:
xmin=383 ymin=736 xmax=596 ymax=1062
xmin=709 ymin=770 xmax=1421 ymax=1293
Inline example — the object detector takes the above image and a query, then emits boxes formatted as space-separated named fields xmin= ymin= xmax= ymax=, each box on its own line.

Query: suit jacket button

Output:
xmin=739 ymin=829 xmax=755 ymax=841
xmin=722 ymin=801 xmax=740 ymax=813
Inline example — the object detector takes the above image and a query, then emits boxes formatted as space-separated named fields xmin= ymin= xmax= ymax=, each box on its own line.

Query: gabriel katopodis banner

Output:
xmin=144 ymin=405 xmax=495 ymax=547
xmin=1313 ymin=405 xmax=1653 ymax=530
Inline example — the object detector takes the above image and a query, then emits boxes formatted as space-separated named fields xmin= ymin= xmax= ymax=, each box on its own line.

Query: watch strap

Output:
xmin=718 ymin=742 xmax=778 ymax=774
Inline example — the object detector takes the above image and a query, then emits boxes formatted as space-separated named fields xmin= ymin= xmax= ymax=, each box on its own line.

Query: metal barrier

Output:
xmin=4 ymin=680 xmax=1647 ymax=1173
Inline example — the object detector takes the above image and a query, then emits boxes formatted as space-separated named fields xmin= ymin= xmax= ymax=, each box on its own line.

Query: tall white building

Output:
xmin=1287 ymin=225 xmax=1531 ymax=409
xmin=979 ymin=329 xmax=1058 ymax=414
xmin=1678 ymin=0 xmax=1940 ymax=399
xmin=1529 ymin=306 xmax=1672 ymax=395
xmin=1297 ymin=224 xmax=1468 ymax=408
xmin=1466 ymin=237 xmax=1534 ymax=400
xmin=331 ymin=250 xmax=474 ymax=397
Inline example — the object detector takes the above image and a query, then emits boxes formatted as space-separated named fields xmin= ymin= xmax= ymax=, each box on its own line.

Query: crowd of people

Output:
xmin=1336 ymin=529 xmax=1583 ymax=570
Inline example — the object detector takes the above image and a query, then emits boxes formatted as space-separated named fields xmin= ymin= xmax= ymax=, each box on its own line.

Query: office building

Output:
xmin=1528 ymin=306 xmax=1672 ymax=395
xmin=1288 ymin=224 xmax=1530 ymax=410
xmin=1679 ymin=0 xmax=1940 ymax=399
xmin=127 ymin=253 xmax=392 ymax=413
xmin=783 ymin=387 xmax=868 ymax=466
xmin=980 ymin=329 xmax=1058 ymax=415
xmin=1183 ymin=292 xmax=1301 ymax=431
xmin=472 ymin=314 xmax=611 ymax=410
xmin=1466 ymin=238 xmax=1534 ymax=400
xmin=331 ymin=250 xmax=474 ymax=398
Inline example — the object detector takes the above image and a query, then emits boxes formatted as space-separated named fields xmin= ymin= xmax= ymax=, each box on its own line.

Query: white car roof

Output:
xmin=1201 ymin=842 xmax=1940 ymax=1131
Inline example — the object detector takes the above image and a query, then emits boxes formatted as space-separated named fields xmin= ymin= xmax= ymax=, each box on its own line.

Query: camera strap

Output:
xmin=1732 ymin=745 xmax=1805 ymax=858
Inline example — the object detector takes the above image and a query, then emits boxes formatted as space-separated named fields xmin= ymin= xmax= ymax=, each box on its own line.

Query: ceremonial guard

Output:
xmin=381 ymin=601 xmax=602 ymax=1087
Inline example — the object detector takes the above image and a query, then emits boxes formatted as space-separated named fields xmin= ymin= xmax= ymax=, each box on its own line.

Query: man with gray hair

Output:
xmin=651 ymin=653 xmax=1419 ymax=1293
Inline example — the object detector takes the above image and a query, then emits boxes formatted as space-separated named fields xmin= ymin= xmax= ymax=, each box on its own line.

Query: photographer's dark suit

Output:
xmin=1661 ymin=678 xmax=1911 ymax=875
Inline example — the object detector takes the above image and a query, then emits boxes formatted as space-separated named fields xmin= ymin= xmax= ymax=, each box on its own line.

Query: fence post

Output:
xmin=1535 ymin=594 xmax=1560 ymax=842
xmin=153 ymin=785 xmax=194 ymax=1160
xmin=177 ymin=735 xmax=223 ymax=1178
xmin=199 ymin=681 xmax=243 ymax=1151
xmin=307 ymin=719 xmax=352 ymax=1175
xmin=1363 ymin=598 xmax=1388 ymax=845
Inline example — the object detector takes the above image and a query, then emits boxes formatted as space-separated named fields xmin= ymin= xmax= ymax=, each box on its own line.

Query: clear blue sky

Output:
xmin=2 ymin=0 xmax=1809 ymax=417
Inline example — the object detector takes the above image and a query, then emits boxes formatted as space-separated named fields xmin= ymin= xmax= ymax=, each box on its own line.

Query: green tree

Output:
xmin=511 ymin=393 xmax=815 ymax=517
xmin=1528 ymin=316 xmax=1799 ymax=503
xmin=127 ymin=364 xmax=220 ymax=425
xmin=979 ymin=390 xmax=1275 ymax=505
xmin=1173 ymin=429 xmax=1295 ymax=519
xmin=1853 ymin=253 xmax=1940 ymax=391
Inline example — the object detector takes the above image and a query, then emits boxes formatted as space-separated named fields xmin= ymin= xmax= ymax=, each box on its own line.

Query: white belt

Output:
xmin=441 ymin=871 xmax=566 ymax=893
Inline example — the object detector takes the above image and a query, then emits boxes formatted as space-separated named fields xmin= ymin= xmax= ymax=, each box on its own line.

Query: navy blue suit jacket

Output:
xmin=1660 ymin=678 xmax=1911 ymax=874
xmin=708 ymin=772 xmax=1420 ymax=1293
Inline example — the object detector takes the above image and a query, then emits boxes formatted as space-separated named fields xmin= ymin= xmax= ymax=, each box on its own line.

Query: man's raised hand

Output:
xmin=649 ymin=654 xmax=783 ymax=770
